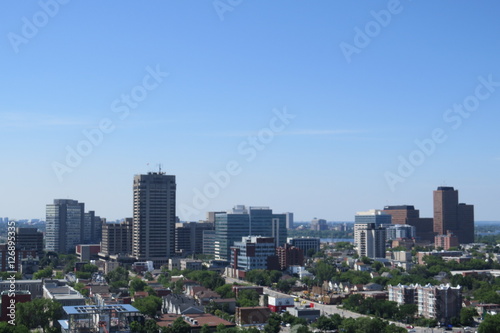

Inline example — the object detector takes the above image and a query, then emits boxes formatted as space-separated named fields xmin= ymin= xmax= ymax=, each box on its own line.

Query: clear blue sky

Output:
xmin=1 ymin=1 xmax=499 ymax=222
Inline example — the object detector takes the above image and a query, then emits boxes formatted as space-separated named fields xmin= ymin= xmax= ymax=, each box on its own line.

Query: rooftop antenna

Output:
xmin=158 ymin=163 xmax=164 ymax=174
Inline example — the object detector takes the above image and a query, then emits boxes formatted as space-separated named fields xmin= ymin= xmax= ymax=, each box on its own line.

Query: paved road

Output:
xmin=224 ymin=276 xmax=474 ymax=333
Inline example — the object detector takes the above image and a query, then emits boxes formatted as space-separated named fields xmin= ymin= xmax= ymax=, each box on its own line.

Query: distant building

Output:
xmin=46 ymin=199 xmax=85 ymax=254
xmin=43 ymin=281 xmax=85 ymax=306
xmin=383 ymin=205 xmax=435 ymax=242
xmin=0 ymin=244 xmax=38 ymax=272
xmin=58 ymin=304 xmax=141 ymax=333
xmin=202 ymin=230 xmax=216 ymax=256
xmin=0 ymin=291 xmax=31 ymax=322
xmin=354 ymin=222 xmax=386 ymax=259
xmin=132 ymin=172 xmax=176 ymax=267
xmin=388 ymin=284 xmax=417 ymax=305
xmin=386 ymin=224 xmax=416 ymax=240
xmin=175 ymin=222 xmax=214 ymax=255
xmin=236 ymin=307 xmax=271 ymax=327
xmin=417 ymin=284 xmax=462 ymax=323
xmin=100 ymin=218 xmax=133 ymax=257
xmin=0 ymin=280 xmax=44 ymax=298
xmin=180 ymin=259 xmax=203 ymax=271
xmin=276 ymin=243 xmax=304 ymax=270
xmin=285 ymin=212 xmax=294 ymax=229
xmin=435 ymin=231 xmax=459 ymax=250
xmin=267 ymin=296 xmax=294 ymax=312
xmin=355 ymin=210 xmax=391 ymax=227
xmin=76 ymin=244 xmax=100 ymax=261
xmin=288 ymin=237 xmax=320 ymax=256
xmin=417 ymin=251 xmax=464 ymax=265
xmin=83 ymin=211 xmax=103 ymax=244
xmin=310 ymin=218 xmax=327 ymax=231
xmin=230 ymin=236 xmax=279 ymax=278
xmin=214 ymin=206 xmax=286 ymax=261
xmin=15 ymin=227 xmax=43 ymax=256
xmin=433 ymin=187 xmax=474 ymax=244
xmin=287 ymin=307 xmax=321 ymax=322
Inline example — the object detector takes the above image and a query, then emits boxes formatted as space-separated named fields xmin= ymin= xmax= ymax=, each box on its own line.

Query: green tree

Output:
xmin=215 ymin=284 xmax=236 ymax=298
xmin=200 ymin=324 xmax=212 ymax=333
xmin=133 ymin=295 xmax=162 ymax=317
xmin=276 ymin=278 xmax=297 ymax=294
xmin=170 ymin=317 xmax=191 ymax=333
xmin=312 ymin=261 xmax=337 ymax=284
xmin=74 ymin=282 xmax=90 ymax=297
xmin=290 ymin=324 xmax=311 ymax=333
xmin=479 ymin=314 xmax=500 ymax=333
xmin=460 ymin=307 xmax=478 ymax=326
xmin=264 ymin=313 xmax=281 ymax=333
xmin=0 ymin=322 xmax=30 ymax=333
xmin=313 ymin=315 xmax=337 ymax=332
xmin=130 ymin=277 xmax=148 ymax=294
xmin=33 ymin=267 xmax=53 ymax=279
xmin=237 ymin=289 xmax=260 ymax=307
xmin=16 ymin=298 xmax=63 ymax=331
xmin=106 ymin=266 xmax=129 ymax=283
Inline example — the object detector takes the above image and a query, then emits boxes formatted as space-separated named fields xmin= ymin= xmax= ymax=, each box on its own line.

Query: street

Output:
xmin=224 ymin=276 xmax=472 ymax=333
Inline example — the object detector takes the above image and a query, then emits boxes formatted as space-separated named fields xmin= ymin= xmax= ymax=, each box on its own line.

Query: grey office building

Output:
xmin=214 ymin=205 xmax=286 ymax=261
xmin=46 ymin=199 xmax=85 ymax=254
xmin=132 ymin=172 xmax=176 ymax=267
xmin=175 ymin=222 xmax=214 ymax=255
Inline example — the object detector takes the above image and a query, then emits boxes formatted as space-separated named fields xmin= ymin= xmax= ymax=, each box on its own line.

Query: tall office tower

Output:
xmin=214 ymin=205 xmax=286 ymax=261
xmin=82 ymin=211 xmax=103 ymax=244
xmin=132 ymin=172 xmax=176 ymax=267
xmin=100 ymin=218 xmax=133 ymax=256
xmin=285 ymin=212 xmax=294 ymax=229
xmin=310 ymin=218 xmax=328 ymax=231
xmin=15 ymin=228 xmax=44 ymax=256
xmin=46 ymin=199 xmax=85 ymax=254
xmin=206 ymin=211 xmax=225 ymax=224
xmin=355 ymin=209 xmax=392 ymax=227
xmin=175 ymin=222 xmax=214 ymax=255
xmin=383 ymin=205 xmax=435 ymax=242
xmin=202 ymin=230 xmax=216 ymax=256
xmin=433 ymin=187 xmax=474 ymax=244
xmin=354 ymin=222 xmax=386 ymax=259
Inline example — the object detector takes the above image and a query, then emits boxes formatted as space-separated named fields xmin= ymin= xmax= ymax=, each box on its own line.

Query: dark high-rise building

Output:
xmin=100 ymin=218 xmax=133 ymax=256
xmin=276 ymin=243 xmax=304 ymax=270
xmin=383 ymin=205 xmax=435 ymax=242
xmin=214 ymin=205 xmax=286 ymax=261
xmin=175 ymin=222 xmax=214 ymax=255
xmin=433 ymin=187 xmax=474 ymax=244
xmin=15 ymin=227 xmax=43 ymax=256
xmin=46 ymin=199 xmax=85 ymax=254
xmin=83 ymin=211 xmax=103 ymax=244
xmin=132 ymin=172 xmax=176 ymax=267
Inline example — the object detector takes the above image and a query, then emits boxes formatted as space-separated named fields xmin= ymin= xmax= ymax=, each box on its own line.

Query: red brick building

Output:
xmin=276 ymin=243 xmax=304 ymax=270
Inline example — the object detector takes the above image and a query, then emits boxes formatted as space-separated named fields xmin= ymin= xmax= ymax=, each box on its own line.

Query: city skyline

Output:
xmin=2 ymin=2 xmax=500 ymax=222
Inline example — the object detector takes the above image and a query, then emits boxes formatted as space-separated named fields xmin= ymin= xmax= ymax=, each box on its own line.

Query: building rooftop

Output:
xmin=63 ymin=304 xmax=139 ymax=315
